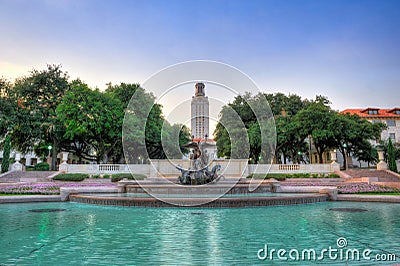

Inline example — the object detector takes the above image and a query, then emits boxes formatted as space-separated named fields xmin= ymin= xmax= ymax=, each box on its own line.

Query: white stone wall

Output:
xmin=367 ymin=118 xmax=400 ymax=143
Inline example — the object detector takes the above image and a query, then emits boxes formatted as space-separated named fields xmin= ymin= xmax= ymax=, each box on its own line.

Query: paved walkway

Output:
xmin=0 ymin=195 xmax=61 ymax=204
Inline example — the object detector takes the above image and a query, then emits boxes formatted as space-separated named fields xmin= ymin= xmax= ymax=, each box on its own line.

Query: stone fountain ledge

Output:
xmin=60 ymin=186 xmax=118 ymax=201
xmin=0 ymin=195 xmax=61 ymax=204
xmin=337 ymin=194 xmax=400 ymax=203
xmin=280 ymin=186 xmax=338 ymax=201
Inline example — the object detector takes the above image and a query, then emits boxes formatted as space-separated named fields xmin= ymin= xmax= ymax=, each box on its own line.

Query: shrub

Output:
xmin=25 ymin=165 xmax=35 ymax=171
xmin=103 ymin=174 xmax=110 ymax=179
xmin=53 ymin=174 xmax=89 ymax=181
xmin=111 ymin=173 xmax=146 ymax=182
xmin=92 ymin=174 xmax=101 ymax=179
xmin=34 ymin=162 xmax=50 ymax=171
xmin=246 ymin=173 xmax=287 ymax=181
xmin=247 ymin=172 xmax=340 ymax=180
xmin=327 ymin=173 xmax=340 ymax=178
xmin=291 ymin=173 xmax=310 ymax=178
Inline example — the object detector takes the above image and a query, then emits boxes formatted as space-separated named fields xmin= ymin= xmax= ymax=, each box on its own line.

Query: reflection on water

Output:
xmin=0 ymin=201 xmax=399 ymax=265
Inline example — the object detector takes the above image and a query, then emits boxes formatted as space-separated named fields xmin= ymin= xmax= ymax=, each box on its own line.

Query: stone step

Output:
xmin=0 ymin=171 xmax=57 ymax=183
xmin=344 ymin=170 xmax=400 ymax=182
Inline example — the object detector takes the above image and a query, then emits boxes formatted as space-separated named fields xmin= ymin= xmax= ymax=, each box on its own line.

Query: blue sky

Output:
xmin=1 ymin=0 xmax=400 ymax=111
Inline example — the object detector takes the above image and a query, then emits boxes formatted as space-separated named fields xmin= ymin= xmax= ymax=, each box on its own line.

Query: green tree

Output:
xmin=214 ymin=92 xmax=277 ymax=162
xmin=295 ymin=101 xmax=336 ymax=163
xmin=387 ymin=138 xmax=398 ymax=172
xmin=0 ymin=78 xmax=14 ymax=138
xmin=1 ymin=134 xmax=11 ymax=173
xmin=264 ymin=93 xmax=310 ymax=163
xmin=104 ymin=83 xmax=141 ymax=163
xmin=122 ymin=86 xmax=191 ymax=162
xmin=214 ymin=104 xmax=249 ymax=159
xmin=333 ymin=112 xmax=386 ymax=169
xmin=106 ymin=82 xmax=140 ymax=107
xmin=57 ymin=81 xmax=124 ymax=163
xmin=10 ymin=65 xmax=70 ymax=170
xmin=353 ymin=141 xmax=378 ymax=167
xmin=161 ymin=123 xmax=191 ymax=159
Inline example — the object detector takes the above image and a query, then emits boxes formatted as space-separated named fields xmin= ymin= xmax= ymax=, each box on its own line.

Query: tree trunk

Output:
xmin=318 ymin=151 xmax=324 ymax=164
xmin=102 ymin=153 xmax=108 ymax=164
xmin=51 ymin=139 xmax=58 ymax=171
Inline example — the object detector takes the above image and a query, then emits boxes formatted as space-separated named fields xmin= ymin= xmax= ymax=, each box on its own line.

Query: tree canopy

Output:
xmin=10 ymin=65 xmax=70 ymax=170
xmin=214 ymin=92 xmax=386 ymax=167
xmin=1 ymin=65 xmax=190 ymax=166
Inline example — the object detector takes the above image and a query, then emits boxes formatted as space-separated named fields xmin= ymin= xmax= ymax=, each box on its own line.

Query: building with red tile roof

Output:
xmin=340 ymin=107 xmax=400 ymax=143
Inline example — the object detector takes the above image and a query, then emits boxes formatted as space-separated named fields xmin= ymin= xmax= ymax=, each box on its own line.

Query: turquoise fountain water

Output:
xmin=0 ymin=201 xmax=399 ymax=265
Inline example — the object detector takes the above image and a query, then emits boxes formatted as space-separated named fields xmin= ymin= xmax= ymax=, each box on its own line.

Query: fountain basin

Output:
xmin=69 ymin=193 xmax=327 ymax=207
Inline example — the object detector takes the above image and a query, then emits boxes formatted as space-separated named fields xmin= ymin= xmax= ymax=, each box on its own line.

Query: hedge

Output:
xmin=247 ymin=173 xmax=340 ymax=180
xmin=111 ymin=173 xmax=146 ymax=182
xmin=53 ymin=174 xmax=89 ymax=181
xmin=34 ymin=162 xmax=50 ymax=171
xmin=246 ymin=173 xmax=287 ymax=181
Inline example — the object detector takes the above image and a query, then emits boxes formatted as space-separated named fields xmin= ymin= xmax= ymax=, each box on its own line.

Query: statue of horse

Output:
xmin=205 ymin=164 xmax=222 ymax=183
xmin=176 ymin=164 xmax=222 ymax=185
xmin=176 ymin=165 xmax=191 ymax=185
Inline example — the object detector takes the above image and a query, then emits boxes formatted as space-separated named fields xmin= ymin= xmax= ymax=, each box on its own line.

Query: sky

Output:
xmin=1 ymin=0 xmax=400 ymax=117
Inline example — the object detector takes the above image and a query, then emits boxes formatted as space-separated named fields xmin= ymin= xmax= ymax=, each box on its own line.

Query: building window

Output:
xmin=396 ymin=110 xmax=400 ymax=115
xmin=387 ymin=120 xmax=396 ymax=127
xmin=389 ymin=133 xmax=396 ymax=141
xmin=368 ymin=110 xmax=378 ymax=115
xmin=372 ymin=120 xmax=381 ymax=124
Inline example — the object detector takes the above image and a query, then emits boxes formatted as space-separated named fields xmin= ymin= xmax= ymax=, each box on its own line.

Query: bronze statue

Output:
xmin=176 ymin=140 xmax=221 ymax=185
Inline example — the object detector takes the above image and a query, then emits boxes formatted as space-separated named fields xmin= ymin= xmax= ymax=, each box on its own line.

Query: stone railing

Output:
xmin=63 ymin=161 xmax=334 ymax=177
xmin=248 ymin=163 xmax=332 ymax=175
xmin=67 ymin=164 xmax=147 ymax=175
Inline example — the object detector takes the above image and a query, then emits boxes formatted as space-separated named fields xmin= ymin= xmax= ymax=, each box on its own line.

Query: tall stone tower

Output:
xmin=191 ymin=82 xmax=209 ymax=139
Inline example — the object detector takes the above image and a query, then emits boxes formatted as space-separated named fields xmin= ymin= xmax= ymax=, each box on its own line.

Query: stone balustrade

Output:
xmin=62 ymin=159 xmax=335 ymax=177
xmin=248 ymin=163 xmax=332 ymax=175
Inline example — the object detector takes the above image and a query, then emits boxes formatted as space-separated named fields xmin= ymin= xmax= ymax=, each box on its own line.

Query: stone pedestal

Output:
xmin=377 ymin=151 xmax=388 ymax=170
xmin=330 ymin=161 xmax=340 ymax=172
xmin=11 ymin=153 xmax=23 ymax=171
xmin=59 ymin=152 xmax=69 ymax=172
xmin=330 ymin=150 xmax=340 ymax=172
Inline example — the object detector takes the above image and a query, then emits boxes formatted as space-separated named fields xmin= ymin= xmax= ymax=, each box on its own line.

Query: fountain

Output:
xmin=176 ymin=138 xmax=222 ymax=185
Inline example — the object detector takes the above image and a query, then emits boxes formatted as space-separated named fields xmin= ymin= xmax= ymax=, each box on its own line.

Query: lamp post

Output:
xmin=47 ymin=145 xmax=52 ymax=165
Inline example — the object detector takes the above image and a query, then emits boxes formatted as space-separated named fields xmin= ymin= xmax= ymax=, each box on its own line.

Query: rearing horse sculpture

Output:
xmin=176 ymin=140 xmax=221 ymax=185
